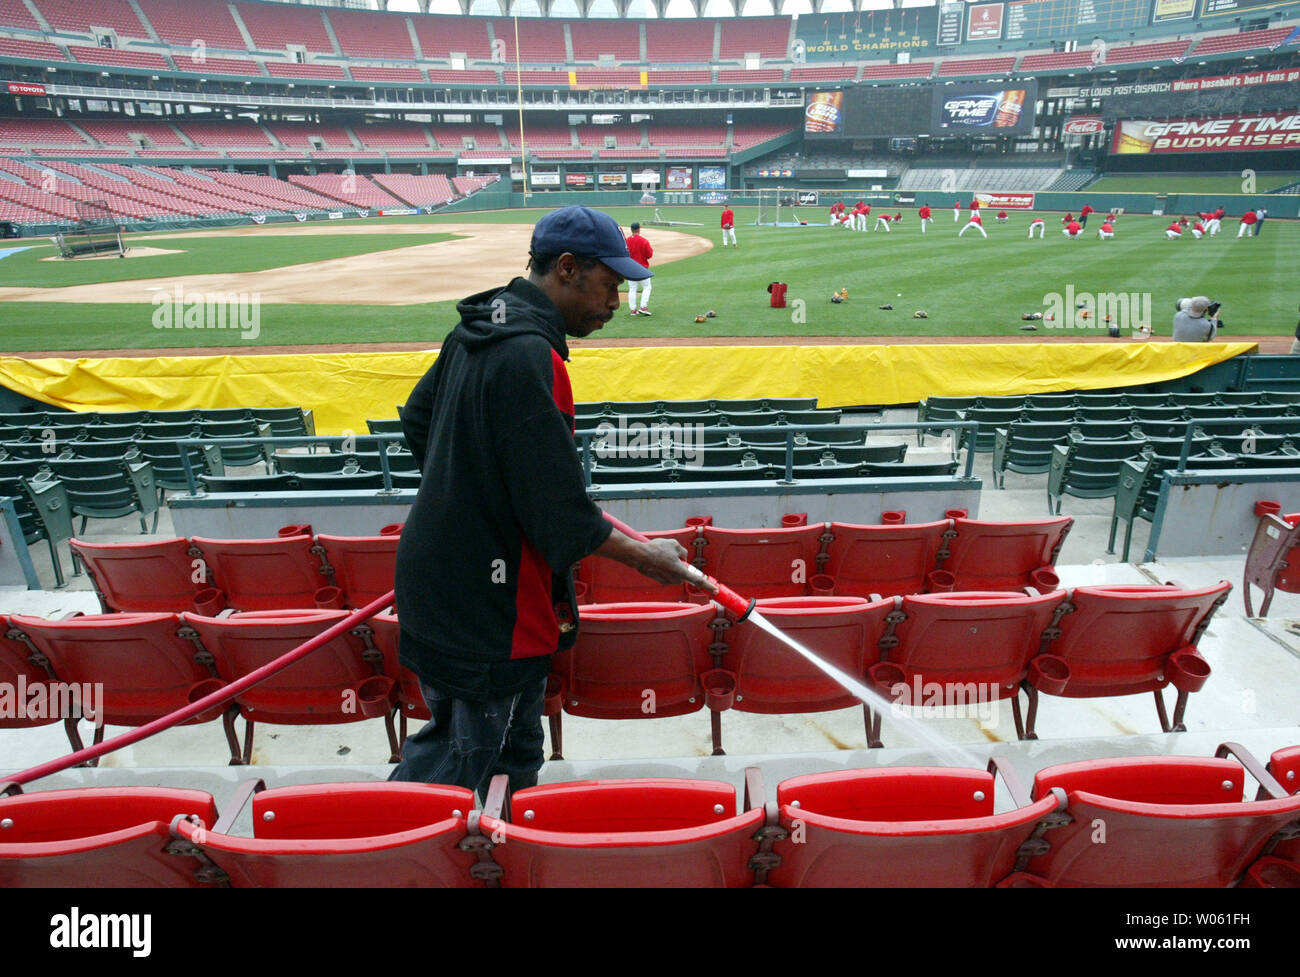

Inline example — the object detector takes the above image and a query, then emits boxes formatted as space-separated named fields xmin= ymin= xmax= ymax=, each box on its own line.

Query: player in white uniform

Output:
xmin=1028 ymin=216 xmax=1045 ymax=238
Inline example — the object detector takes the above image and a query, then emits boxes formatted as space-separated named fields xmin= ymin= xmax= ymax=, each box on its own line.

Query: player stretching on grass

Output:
xmin=1028 ymin=216 xmax=1045 ymax=238
xmin=958 ymin=212 xmax=987 ymax=238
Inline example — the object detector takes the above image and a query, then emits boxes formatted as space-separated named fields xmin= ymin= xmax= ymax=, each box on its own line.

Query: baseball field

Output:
xmin=0 ymin=204 xmax=1294 ymax=355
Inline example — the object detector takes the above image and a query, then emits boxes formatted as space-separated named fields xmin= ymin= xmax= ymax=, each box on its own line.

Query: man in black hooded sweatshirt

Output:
xmin=389 ymin=206 xmax=707 ymax=798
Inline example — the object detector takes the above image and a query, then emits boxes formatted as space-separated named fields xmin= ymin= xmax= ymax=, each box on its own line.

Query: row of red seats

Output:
xmin=551 ymin=583 xmax=1230 ymax=754
xmin=2 ymin=743 xmax=1296 ymax=887
xmin=69 ymin=515 xmax=1073 ymax=616
xmin=0 ymin=580 xmax=1230 ymax=765
xmin=70 ymin=526 xmax=399 ymax=615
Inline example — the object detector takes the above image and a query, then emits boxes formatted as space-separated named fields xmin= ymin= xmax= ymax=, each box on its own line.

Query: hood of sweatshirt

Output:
xmin=449 ymin=277 xmax=570 ymax=361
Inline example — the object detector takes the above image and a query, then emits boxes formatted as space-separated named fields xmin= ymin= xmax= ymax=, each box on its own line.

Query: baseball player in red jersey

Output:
xmin=1028 ymin=216 xmax=1045 ymax=238
xmin=720 ymin=205 xmax=737 ymax=247
xmin=1191 ymin=220 xmax=1206 ymax=239
xmin=1079 ymin=203 xmax=1094 ymax=228
xmin=918 ymin=203 xmax=932 ymax=233
xmin=1063 ymin=219 xmax=1082 ymax=239
xmin=1097 ymin=220 xmax=1115 ymax=240
xmin=958 ymin=212 xmax=987 ymax=238
xmin=625 ymin=221 xmax=654 ymax=315
xmin=1165 ymin=222 xmax=1183 ymax=240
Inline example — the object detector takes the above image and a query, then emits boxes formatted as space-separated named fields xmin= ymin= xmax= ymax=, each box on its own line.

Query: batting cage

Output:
xmin=56 ymin=199 xmax=125 ymax=259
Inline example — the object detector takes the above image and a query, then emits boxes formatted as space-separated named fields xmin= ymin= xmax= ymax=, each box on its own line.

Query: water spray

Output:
xmin=602 ymin=513 xmax=989 ymax=765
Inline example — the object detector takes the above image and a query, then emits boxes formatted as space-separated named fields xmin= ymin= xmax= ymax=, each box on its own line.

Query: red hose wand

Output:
xmin=603 ymin=512 xmax=755 ymax=621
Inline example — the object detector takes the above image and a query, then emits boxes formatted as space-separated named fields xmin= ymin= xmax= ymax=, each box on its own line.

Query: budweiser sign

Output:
xmin=7 ymin=82 xmax=46 ymax=96
xmin=1063 ymin=116 xmax=1105 ymax=135
xmin=975 ymin=192 xmax=1035 ymax=209
xmin=1114 ymin=111 xmax=1300 ymax=154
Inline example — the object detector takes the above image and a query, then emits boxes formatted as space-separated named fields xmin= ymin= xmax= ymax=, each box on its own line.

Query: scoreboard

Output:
xmin=1003 ymin=0 xmax=1153 ymax=42
xmin=839 ymin=87 xmax=934 ymax=138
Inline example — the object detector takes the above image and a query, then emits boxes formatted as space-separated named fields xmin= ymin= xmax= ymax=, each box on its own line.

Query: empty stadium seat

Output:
xmin=768 ymin=761 xmax=1067 ymax=887
xmin=547 ymin=602 xmax=716 ymax=761
xmin=698 ymin=524 xmax=828 ymax=598
xmin=0 ymin=787 xmax=220 ymax=888
xmin=0 ymin=618 xmax=57 ymax=732
xmin=366 ymin=609 xmax=431 ymax=736
xmin=1020 ymin=582 xmax=1231 ymax=739
xmin=875 ymin=591 xmax=1066 ymax=743
xmin=1013 ymin=747 xmax=1300 ymax=887
xmin=1243 ymin=510 xmax=1300 ymax=616
xmin=940 ymin=516 xmax=1072 ymax=591
xmin=170 ymin=780 xmax=479 ymax=887
xmin=820 ymin=520 xmax=949 ymax=598
xmin=45 ymin=457 xmax=159 ymax=534
xmin=70 ymin=537 xmax=208 ymax=613
xmin=316 ymin=533 xmax=398 ymax=609
xmin=184 ymin=609 xmax=401 ymax=764
xmin=478 ymin=775 xmax=767 ymax=888
xmin=189 ymin=534 xmax=334 ymax=612
xmin=6 ymin=611 xmax=239 ymax=759
xmin=712 ymin=596 xmax=892 ymax=753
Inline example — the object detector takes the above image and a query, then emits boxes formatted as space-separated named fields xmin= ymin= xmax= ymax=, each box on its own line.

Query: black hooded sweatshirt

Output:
xmin=394 ymin=276 xmax=613 ymax=701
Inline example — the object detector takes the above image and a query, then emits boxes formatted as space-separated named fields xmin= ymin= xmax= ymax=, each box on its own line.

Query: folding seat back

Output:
xmin=862 ymin=460 xmax=958 ymax=477
xmin=255 ymin=407 xmax=313 ymax=438
xmin=699 ymin=524 xmax=827 ymax=598
xmin=294 ymin=471 xmax=387 ymax=491
xmin=274 ymin=452 xmax=361 ymax=475
xmin=482 ymin=779 xmax=764 ymax=888
xmin=0 ymin=616 xmax=57 ymax=729
xmin=883 ymin=591 xmax=1065 ymax=698
xmin=1041 ymin=583 xmax=1229 ymax=699
xmin=366 ymin=418 xmax=404 ymax=434
xmin=1268 ymin=746 xmax=1300 ymax=865
xmin=317 ymin=534 xmax=399 ymax=608
xmin=1074 ymin=406 xmax=1133 ymax=423
xmin=550 ymin=603 xmax=714 ymax=719
xmin=45 ymin=457 xmax=158 ymax=533
xmin=1023 ymin=756 xmax=1300 ymax=887
xmin=1121 ymin=393 xmax=1171 ymax=408
xmin=171 ymin=783 xmax=478 ymax=888
xmin=575 ymin=527 xmax=697 ymax=603
xmin=70 ymin=537 xmax=207 ymax=613
xmin=941 ymin=516 xmax=1072 ymax=591
xmin=768 ymin=767 xmax=1064 ymax=888
xmin=821 ymin=520 xmax=947 ymax=597
xmin=64 ymin=439 xmax=139 ymax=460
xmin=367 ymin=610 xmax=430 ymax=722
xmin=0 ymin=787 xmax=219 ymax=888
xmin=719 ymin=596 xmax=892 ymax=713
xmin=183 ymin=610 xmax=396 ymax=728
xmin=8 ymin=612 xmax=224 ymax=728
xmin=191 ymin=534 xmax=333 ymax=611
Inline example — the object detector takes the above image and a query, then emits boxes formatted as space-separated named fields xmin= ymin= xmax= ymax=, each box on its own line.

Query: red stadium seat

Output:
xmin=0 ymin=616 xmax=57 ymax=731
xmin=8 ymin=611 xmax=239 ymax=759
xmin=70 ymin=537 xmax=207 ymax=613
xmin=575 ymin=526 xmax=699 ymax=603
xmin=478 ymin=774 xmax=766 ymax=888
xmin=939 ymin=516 xmax=1072 ymax=592
xmin=1022 ymin=582 xmax=1231 ymax=739
xmin=820 ymin=520 xmax=948 ymax=597
xmin=0 ymin=787 xmax=218 ymax=887
xmin=1014 ymin=748 xmax=1300 ymax=887
xmin=183 ymin=609 xmax=400 ymax=764
xmin=698 ymin=524 xmax=828 ymax=598
xmin=366 ymin=608 xmax=432 ymax=737
xmin=316 ymin=534 xmax=399 ymax=608
xmin=767 ymin=761 xmax=1066 ymax=887
xmin=1267 ymin=746 xmax=1300 ymax=869
xmin=547 ymin=602 xmax=716 ymax=760
xmin=713 ymin=596 xmax=893 ymax=753
xmin=190 ymin=534 xmax=336 ymax=611
xmin=170 ymin=781 xmax=479 ymax=888
xmin=1242 ymin=510 xmax=1300 ymax=616
xmin=875 ymin=591 xmax=1066 ymax=743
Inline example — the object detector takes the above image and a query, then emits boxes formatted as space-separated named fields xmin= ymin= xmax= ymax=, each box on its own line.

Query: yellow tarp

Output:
xmin=0 ymin=343 xmax=1257 ymax=435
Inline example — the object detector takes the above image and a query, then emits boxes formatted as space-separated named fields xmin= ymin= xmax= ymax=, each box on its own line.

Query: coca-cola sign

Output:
xmin=1064 ymin=117 xmax=1105 ymax=135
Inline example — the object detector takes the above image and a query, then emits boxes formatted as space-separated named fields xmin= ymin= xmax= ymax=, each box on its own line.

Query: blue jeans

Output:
xmin=388 ymin=678 xmax=547 ymax=801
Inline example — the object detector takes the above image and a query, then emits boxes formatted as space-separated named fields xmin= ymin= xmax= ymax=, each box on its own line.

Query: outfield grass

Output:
xmin=0 ymin=207 xmax=1295 ymax=351
xmin=1087 ymin=174 xmax=1300 ymax=194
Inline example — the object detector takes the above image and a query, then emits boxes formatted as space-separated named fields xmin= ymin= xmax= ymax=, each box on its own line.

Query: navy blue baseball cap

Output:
xmin=530 ymin=205 xmax=652 ymax=281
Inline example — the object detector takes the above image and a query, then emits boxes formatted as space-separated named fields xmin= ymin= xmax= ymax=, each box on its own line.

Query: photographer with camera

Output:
xmin=1172 ymin=296 xmax=1223 ymax=343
